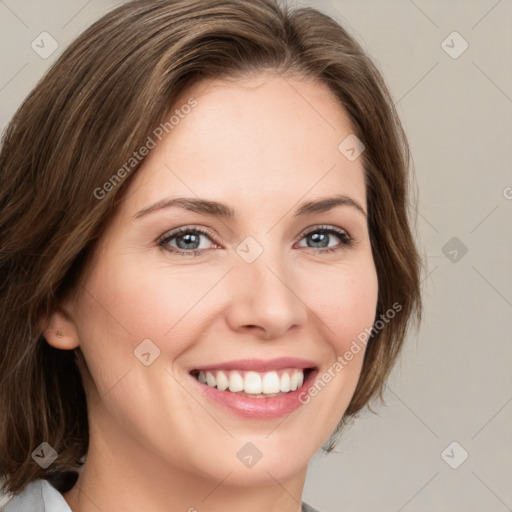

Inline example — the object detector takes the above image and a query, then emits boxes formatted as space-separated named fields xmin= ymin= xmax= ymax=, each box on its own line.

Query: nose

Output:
xmin=225 ymin=248 xmax=308 ymax=340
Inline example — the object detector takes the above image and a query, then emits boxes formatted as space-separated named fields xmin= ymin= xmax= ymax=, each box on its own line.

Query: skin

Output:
xmin=45 ymin=71 xmax=379 ymax=512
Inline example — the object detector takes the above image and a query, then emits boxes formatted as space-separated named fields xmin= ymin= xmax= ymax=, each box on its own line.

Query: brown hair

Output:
xmin=0 ymin=0 xmax=422 ymax=496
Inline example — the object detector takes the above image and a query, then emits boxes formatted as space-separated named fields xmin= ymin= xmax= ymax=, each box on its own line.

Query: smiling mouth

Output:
xmin=190 ymin=368 xmax=315 ymax=398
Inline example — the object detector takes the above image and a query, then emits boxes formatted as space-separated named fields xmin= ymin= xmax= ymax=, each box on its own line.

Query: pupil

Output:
xmin=175 ymin=232 xmax=330 ymax=250
xmin=177 ymin=233 xmax=199 ymax=250
xmin=309 ymin=232 xmax=327 ymax=248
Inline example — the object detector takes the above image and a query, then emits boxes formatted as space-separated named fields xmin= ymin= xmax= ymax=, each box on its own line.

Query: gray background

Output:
xmin=1 ymin=1 xmax=511 ymax=511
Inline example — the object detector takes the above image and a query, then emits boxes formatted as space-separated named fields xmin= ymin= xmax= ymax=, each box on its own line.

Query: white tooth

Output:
xmin=297 ymin=370 xmax=304 ymax=388
xmin=262 ymin=371 xmax=280 ymax=394
xmin=280 ymin=372 xmax=291 ymax=392
xmin=216 ymin=370 xmax=229 ymax=391
xmin=229 ymin=371 xmax=244 ymax=392
xmin=204 ymin=369 xmax=304 ymax=394
xmin=290 ymin=370 xmax=299 ymax=391
xmin=244 ymin=371 xmax=262 ymax=394
xmin=206 ymin=371 xmax=216 ymax=388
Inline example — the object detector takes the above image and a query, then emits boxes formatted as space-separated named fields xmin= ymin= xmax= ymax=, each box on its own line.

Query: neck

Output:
xmin=63 ymin=410 xmax=308 ymax=512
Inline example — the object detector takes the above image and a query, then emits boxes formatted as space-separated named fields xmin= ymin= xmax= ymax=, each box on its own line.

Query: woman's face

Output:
xmin=60 ymin=72 xmax=378 ymax=486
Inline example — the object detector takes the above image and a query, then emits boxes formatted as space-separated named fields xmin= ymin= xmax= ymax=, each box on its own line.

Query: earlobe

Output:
xmin=41 ymin=306 xmax=80 ymax=350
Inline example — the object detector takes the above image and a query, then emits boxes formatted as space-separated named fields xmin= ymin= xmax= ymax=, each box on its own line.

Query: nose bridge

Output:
xmin=226 ymin=237 xmax=308 ymax=338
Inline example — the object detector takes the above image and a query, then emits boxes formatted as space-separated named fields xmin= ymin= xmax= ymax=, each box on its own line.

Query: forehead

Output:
xmin=123 ymin=73 xmax=366 ymax=216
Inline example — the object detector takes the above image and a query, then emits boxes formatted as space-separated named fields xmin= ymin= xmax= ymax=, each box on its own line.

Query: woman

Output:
xmin=0 ymin=0 xmax=422 ymax=510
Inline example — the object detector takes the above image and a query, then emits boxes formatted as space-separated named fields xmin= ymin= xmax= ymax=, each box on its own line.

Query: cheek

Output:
xmin=81 ymin=253 xmax=378 ymax=361
xmin=76 ymin=239 xmax=378 ymax=379
xmin=301 ymin=260 xmax=379 ymax=354
xmin=299 ymin=262 xmax=378 ymax=412
xmin=80 ymin=252 xmax=224 ymax=350
xmin=73 ymin=255 xmax=239 ymax=410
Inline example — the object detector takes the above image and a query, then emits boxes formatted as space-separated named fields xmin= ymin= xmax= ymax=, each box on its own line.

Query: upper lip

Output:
xmin=190 ymin=357 xmax=318 ymax=373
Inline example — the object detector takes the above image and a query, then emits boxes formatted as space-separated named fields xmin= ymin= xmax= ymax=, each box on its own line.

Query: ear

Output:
xmin=41 ymin=305 xmax=80 ymax=350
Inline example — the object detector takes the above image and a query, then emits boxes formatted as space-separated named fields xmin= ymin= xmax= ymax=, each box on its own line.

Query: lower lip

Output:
xmin=192 ymin=370 xmax=318 ymax=419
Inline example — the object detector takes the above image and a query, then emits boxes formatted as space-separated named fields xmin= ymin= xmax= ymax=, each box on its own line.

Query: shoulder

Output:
xmin=1 ymin=479 xmax=71 ymax=512
xmin=1 ymin=481 xmax=319 ymax=512
xmin=302 ymin=501 xmax=323 ymax=512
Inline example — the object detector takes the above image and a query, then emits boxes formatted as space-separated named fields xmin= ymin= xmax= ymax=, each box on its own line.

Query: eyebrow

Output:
xmin=133 ymin=194 xmax=367 ymax=220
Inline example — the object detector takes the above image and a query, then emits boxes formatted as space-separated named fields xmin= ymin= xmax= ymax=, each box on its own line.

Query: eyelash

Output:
xmin=157 ymin=224 xmax=355 ymax=258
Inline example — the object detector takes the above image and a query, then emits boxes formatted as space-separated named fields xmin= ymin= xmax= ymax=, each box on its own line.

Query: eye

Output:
xmin=157 ymin=224 xmax=355 ymax=257
xmin=295 ymin=225 xmax=354 ymax=254
xmin=158 ymin=226 xmax=219 ymax=257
